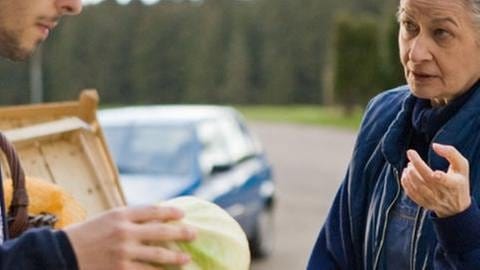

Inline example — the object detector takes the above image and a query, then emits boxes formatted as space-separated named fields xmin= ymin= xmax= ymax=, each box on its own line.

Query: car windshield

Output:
xmin=103 ymin=124 xmax=196 ymax=176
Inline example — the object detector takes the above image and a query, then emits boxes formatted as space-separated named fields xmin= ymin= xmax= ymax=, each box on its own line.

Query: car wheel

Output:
xmin=250 ymin=206 xmax=275 ymax=259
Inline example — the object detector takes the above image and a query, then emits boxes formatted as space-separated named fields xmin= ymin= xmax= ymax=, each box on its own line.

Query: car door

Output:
xmin=194 ymin=113 xmax=271 ymax=235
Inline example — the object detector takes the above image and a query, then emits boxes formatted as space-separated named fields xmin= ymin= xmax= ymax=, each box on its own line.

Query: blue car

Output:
xmin=99 ymin=105 xmax=275 ymax=258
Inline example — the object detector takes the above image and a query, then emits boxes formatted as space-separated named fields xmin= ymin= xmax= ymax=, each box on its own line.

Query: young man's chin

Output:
xmin=1 ymin=50 xmax=31 ymax=62
xmin=0 ymin=42 xmax=37 ymax=62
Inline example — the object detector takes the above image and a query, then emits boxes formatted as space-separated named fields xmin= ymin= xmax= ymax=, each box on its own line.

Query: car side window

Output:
xmin=196 ymin=112 xmax=261 ymax=176
xmin=217 ymin=116 xmax=256 ymax=163
xmin=128 ymin=126 xmax=194 ymax=174
xmin=196 ymin=120 xmax=231 ymax=176
xmin=233 ymin=113 xmax=262 ymax=154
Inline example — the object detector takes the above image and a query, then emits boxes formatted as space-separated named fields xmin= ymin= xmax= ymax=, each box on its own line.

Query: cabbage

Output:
xmin=158 ymin=196 xmax=250 ymax=270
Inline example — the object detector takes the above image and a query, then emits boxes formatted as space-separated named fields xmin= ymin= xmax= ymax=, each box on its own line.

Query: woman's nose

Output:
xmin=56 ymin=0 xmax=83 ymax=15
xmin=409 ymin=35 xmax=433 ymax=63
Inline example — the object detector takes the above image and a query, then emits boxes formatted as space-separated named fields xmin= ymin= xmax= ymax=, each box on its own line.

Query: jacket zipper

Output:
xmin=411 ymin=148 xmax=437 ymax=270
xmin=421 ymin=248 xmax=430 ymax=270
xmin=410 ymin=207 xmax=426 ymax=270
xmin=409 ymin=207 xmax=421 ymax=270
xmin=373 ymin=168 xmax=402 ymax=270
xmin=410 ymin=145 xmax=435 ymax=270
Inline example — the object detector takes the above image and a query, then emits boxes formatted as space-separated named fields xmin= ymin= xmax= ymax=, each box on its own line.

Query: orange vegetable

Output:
xmin=3 ymin=176 xmax=86 ymax=229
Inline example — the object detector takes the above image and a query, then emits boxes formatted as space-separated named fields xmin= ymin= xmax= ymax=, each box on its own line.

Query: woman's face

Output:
xmin=399 ymin=0 xmax=480 ymax=104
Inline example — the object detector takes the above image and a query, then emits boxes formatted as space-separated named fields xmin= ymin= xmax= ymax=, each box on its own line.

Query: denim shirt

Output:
xmin=383 ymin=86 xmax=476 ymax=269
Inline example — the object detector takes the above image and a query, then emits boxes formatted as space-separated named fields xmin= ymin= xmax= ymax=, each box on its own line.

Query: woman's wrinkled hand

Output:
xmin=401 ymin=143 xmax=471 ymax=218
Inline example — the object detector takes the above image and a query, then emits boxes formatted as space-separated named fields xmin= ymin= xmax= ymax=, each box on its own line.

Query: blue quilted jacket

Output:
xmin=308 ymin=85 xmax=480 ymax=269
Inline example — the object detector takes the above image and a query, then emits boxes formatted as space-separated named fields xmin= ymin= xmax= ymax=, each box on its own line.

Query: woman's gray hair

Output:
xmin=397 ymin=0 xmax=480 ymax=32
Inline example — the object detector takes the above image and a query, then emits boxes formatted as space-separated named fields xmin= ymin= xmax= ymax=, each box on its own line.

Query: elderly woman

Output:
xmin=307 ymin=0 xmax=480 ymax=269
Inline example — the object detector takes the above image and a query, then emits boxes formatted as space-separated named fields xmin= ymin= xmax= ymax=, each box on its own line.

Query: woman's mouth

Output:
xmin=410 ymin=71 xmax=437 ymax=83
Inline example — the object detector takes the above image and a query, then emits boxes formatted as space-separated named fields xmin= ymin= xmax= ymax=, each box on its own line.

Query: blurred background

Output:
xmin=0 ymin=0 xmax=407 ymax=268
xmin=0 ymin=0 xmax=404 ymax=109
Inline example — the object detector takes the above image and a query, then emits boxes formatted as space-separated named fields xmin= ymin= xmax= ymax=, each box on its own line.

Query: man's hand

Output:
xmin=64 ymin=205 xmax=196 ymax=270
xmin=401 ymin=143 xmax=471 ymax=218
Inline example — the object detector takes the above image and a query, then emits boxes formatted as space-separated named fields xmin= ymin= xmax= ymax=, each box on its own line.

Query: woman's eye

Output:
xmin=402 ymin=21 xmax=418 ymax=33
xmin=434 ymin=29 xmax=452 ymax=40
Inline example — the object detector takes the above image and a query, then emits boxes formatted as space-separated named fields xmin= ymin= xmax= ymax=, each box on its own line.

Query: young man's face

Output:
xmin=0 ymin=0 xmax=82 ymax=61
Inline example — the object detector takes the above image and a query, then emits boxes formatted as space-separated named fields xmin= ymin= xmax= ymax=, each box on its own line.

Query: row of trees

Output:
xmin=0 ymin=0 xmax=405 ymax=110
xmin=331 ymin=0 xmax=405 ymax=113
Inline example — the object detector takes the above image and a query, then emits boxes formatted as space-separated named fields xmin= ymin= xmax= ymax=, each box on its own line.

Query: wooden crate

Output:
xmin=0 ymin=90 xmax=125 ymax=217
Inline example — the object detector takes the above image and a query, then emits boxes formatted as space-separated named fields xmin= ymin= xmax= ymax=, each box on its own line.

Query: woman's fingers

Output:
xmin=401 ymin=145 xmax=472 ymax=217
xmin=432 ymin=143 xmax=469 ymax=175
xmin=402 ymin=166 xmax=435 ymax=207
xmin=406 ymin=162 xmax=426 ymax=184
xmin=406 ymin=150 xmax=434 ymax=181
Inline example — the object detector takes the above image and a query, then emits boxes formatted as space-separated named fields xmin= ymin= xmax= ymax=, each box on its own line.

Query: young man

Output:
xmin=0 ymin=0 xmax=196 ymax=269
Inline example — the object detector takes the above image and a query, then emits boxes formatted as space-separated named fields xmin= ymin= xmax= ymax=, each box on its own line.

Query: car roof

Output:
xmin=99 ymin=105 xmax=238 ymax=126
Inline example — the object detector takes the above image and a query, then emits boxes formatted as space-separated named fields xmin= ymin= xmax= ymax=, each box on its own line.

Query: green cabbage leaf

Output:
xmin=158 ymin=196 xmax=250 ymax=270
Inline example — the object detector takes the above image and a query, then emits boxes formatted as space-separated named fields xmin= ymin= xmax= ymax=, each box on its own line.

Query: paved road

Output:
xmin=249 ymin=122 xmax=357 ymax=270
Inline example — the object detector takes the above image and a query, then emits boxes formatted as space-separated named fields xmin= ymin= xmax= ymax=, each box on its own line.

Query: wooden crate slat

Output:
xmin=4 ymin=117 xmax=90 ymax=144
xmin=40 ymin=137 xmax=110 ymax=216
xmin=77 ymin=131 xmax=121 ymax=208
xmin=16 ymin=146 xmax=54 ymax=182
xmin=0 ymin=89 xmax=126 ymax=216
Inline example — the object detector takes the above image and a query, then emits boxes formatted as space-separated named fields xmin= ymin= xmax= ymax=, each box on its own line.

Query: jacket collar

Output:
xmin=381 ymin=93 xmax=416 ymax=170
xmin=382 ymin=83 xmax=480 ymax=172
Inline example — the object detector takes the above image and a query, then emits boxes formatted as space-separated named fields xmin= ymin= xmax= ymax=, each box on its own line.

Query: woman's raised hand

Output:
xmin=401 ymin=143 xmax=471 ymax=218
